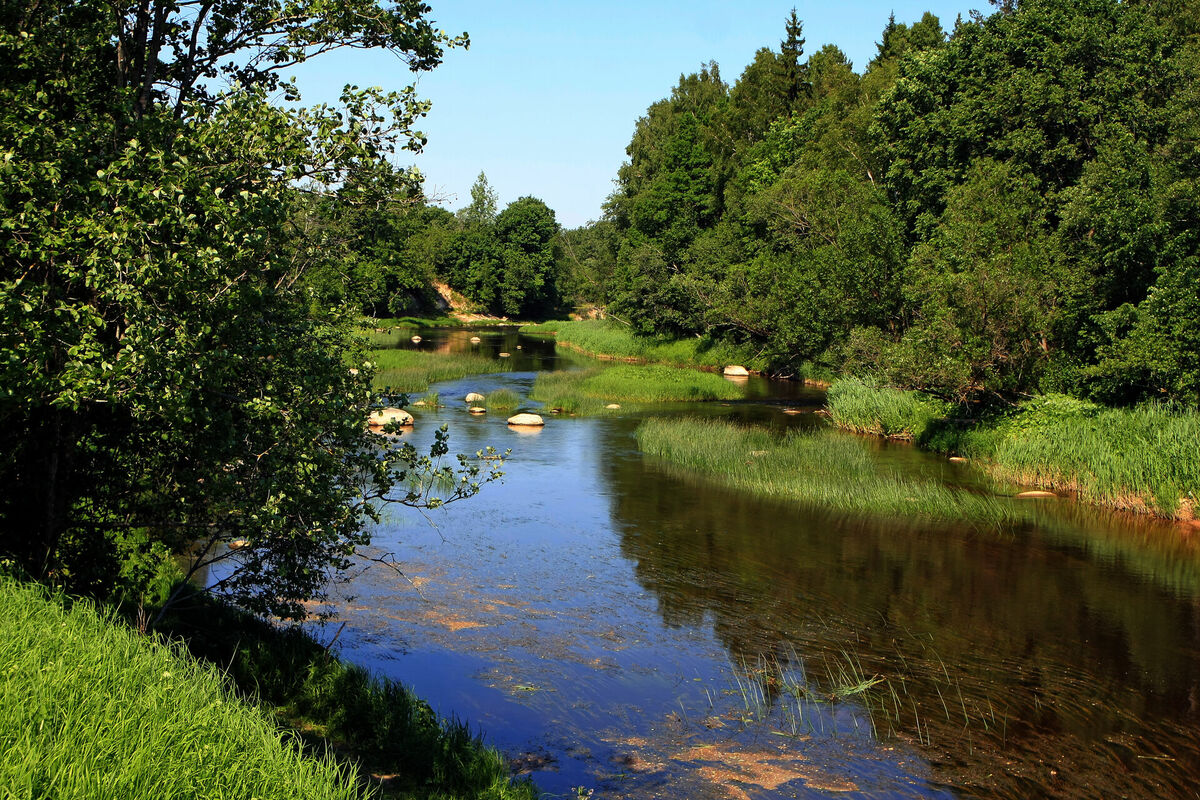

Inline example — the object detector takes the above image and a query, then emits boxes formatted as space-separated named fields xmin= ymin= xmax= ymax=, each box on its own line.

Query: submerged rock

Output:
xmin=1015 ymin=490 xmax=1057 ymax=499
xmin=468 ymin=406 xmax=486 ymax=414
xmin=368 ymin=407 xmax=414 ymax=428
xmin=470 ymin=336 xmax=482 ymax=343
xmin=411 ymin=335 xmax=422 ymax=343
xmin=499 ymin=352 xmax=511 ymax=358
xmin=723 ymin=365 xmax=750 ymax=377
xmin=507 ymin=413 xmax=544 ymax=427
xmin=949 ymin=456 xmax=969 ymax=463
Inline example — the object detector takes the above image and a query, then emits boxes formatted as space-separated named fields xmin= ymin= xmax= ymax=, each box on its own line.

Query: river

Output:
xmin=317 ymin=327 xmax=1200 ymax=799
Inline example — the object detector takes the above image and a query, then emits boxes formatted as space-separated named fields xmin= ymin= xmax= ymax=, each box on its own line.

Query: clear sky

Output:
xmin=290 ymin=2 xmax=983 ymax=228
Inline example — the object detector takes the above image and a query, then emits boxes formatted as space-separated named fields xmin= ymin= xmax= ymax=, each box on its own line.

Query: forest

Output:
xmin=357 ymin=0 xmax=1199 ymax=407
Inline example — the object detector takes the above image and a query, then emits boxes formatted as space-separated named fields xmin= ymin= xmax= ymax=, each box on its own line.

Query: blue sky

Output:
xmin=290 ymin=2 xmax=982 ymax=227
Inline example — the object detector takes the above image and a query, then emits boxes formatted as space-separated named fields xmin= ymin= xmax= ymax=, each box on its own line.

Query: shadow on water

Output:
xmin=296 ymin=329 xmax=1200 ymax=798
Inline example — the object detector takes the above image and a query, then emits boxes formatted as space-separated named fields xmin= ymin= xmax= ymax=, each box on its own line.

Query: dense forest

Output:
xmin=560 ymin=0 xmax=1199 ymax=407
xmin=330 ymin=0 xmax=1199 ymax=408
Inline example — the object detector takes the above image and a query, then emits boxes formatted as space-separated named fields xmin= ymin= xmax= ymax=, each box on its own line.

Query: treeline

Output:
xmin=300 ymin=172 xmax=563 ymax=320
xmin=563 ymin=0 xmax=1200 ymax=406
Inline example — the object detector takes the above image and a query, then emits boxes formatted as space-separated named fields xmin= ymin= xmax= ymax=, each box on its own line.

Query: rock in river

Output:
xmin=465 ymin=392 xmax=485 ymax=403
xmin=368 ymin=407 xmax=414 ymax=428
xmin=507 ymin=413 xmax=544 ymax=427
xmin=723 ymin=365 xmax=750 ymax=377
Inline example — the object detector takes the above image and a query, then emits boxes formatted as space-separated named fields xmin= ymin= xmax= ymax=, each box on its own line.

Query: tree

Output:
xmin=495 ymin=197 xmax=560 ymax=317
xmin=458 ymin=170 xmax=499 ymax=226
xmin=0 ymin=0 xmax=498 ymax=619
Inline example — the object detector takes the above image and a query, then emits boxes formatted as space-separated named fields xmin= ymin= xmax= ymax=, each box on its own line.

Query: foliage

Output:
xmin=0 ymin=0 xmax=508 ymax=617
xmin=579 ymin=1 xmax=1200 ymax=407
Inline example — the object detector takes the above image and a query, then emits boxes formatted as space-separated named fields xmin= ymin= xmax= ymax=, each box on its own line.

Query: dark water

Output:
xmin=317 ymin=328 xmax=1200 ymax=798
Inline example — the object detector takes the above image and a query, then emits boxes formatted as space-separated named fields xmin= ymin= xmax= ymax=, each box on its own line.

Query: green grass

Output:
xmin=370 ymin=349 xmax=508 ymax=392
xmin=520 ymin=319 xmax=766 ymax=371
xmin=484 ymin=388 xmax=522 ymax=411
xmin=826 ymin=380 xmax=1200 ymax=520
xmin=529 ymin=364 xmax=744 ymax=415
xmin=0 ymin=577 xmax=362 ymax=800
xmin=826 ymin=377 xmax=953 ymax=440
xmin=958 ymin=396 xmax=1200 ymax=519
xmin=634 ymin=418 xmax=1022 ymax=526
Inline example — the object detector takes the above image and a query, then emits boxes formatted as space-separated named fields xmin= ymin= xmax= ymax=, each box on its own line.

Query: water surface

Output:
xmin=320 ymin=328 xmax=1200 ymax=798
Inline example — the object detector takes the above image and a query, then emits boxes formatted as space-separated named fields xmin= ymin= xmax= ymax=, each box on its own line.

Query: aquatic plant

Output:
xmin=369 ymin=348 xmax=508 ymax=392
xmin=826 ymin=377 xmax=953 ymax=440
xmin=962 ymin=396 xmax=1200 ymax=519
xmin=634 ymin=417 xmax=1021 ymax=526
xmin=485 ymin=388 xmax=522 ymax=411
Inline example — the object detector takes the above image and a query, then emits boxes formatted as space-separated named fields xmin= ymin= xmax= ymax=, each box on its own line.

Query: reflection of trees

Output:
xmin=603 ymin=449 xmax=1200 ymax=797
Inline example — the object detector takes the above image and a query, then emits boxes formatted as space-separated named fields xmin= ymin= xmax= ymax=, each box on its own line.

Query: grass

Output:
xmin=958 ymin=396 xmax=1200 ymax=520
xmin=519 ymin=319 xmax=766 ymax=371
xmin=826 ymin=377 xmax=953 ymax=440
xmin=827 ymin=379 xmax=1200 ymax=521
xmin=370 ymin=349 xmax=509 ymax=393
xmin=0 ymin=577 xmax=362 ymax=800
xmin=484 ymin=388 xmax=522 ymax=411
xmin=634 ymin=417 xmax=1021 ymax=526
xmin=157 ymin=589 xmax=536 ymax=799
xmin=530 ymin=364 xmax=744 ymax=414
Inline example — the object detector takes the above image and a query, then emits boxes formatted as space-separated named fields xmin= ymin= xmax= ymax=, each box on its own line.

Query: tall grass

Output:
xmin=0 ymin=578 xmax=361 ymax=800
xmin=826 ymin=381 xmax=1200 ymax=520
xmin=962 ymin=396 xmax=1200 ymax=519
xmin=484 ymin=388 xmax=522 ymax=411
xmin=370 ymin=349 xmax=508 ymax=392
xmin=530 ymin=364 xmax=744 ymax=414
xmin=635 ymin=418 xmax=1021 ymax=526
xmin=826 ymin=377 xmax=952 ymax=440
xmin=520 ymin=319 xmax=766 ymax=371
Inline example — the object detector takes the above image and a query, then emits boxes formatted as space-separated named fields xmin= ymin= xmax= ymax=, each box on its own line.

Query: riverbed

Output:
xmin=317 ymin=327 xmax=1200 ymax=798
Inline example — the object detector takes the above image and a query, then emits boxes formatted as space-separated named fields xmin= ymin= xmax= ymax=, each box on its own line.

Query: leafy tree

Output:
xmin=495 ymin=196 xmax=560 ymax=318
xmin=0 ymin=0 xmax=501 ymax=618
xmin=458 ymin=170 xmax=499 ymax=226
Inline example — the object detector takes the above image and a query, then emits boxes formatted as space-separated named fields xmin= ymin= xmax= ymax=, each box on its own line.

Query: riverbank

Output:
xmin=826 ymin=378 xmax=1200 ymax=523
xmin=0 ymin=576 xmax=535 ymax=800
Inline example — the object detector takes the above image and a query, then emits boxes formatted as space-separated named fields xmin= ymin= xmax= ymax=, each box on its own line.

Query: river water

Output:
xmin=317 ymin=328 xmax=1200 ymax=799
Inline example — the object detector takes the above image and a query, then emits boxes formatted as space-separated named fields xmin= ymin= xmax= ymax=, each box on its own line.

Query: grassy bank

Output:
xmin=0 ymin=576 xmax=536 ymax=800
xmin=530 ymin=364 xmax=744 ymax=414
xmin=0 ymin=578 xmax=360 ymax=800
xmin=520 ymin=319 xmax=766 ymax=371
xmin=158 ymin=592 xmax=534 ymax=799
xmin=826 ymin=380 xmax=1200 ymax=521
xmin=371 ymin=349 xmax=509 ymax=393
xmin=635 ymin=418 xmax=1021 ymax=526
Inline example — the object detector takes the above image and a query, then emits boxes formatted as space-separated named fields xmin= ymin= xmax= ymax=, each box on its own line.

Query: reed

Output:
xmin=0 ymin=577 xmax=361 ymax=800
xmin=964 ymin=396 xmax=1200 ymax=519
xmin=634 ymin=417 xmax=1021 ymax=526
xmin=484 ymin=388 xmax=522 ymax=411
xmin=826 ymin=377 xmax=952 ymax=440
xmin=520 ymin=319 xmax=765 ymax=371
xmin=369 ymin=348 xmax=508 ymax=392
xmin=530 ymin=364 xmax=743 ymax=413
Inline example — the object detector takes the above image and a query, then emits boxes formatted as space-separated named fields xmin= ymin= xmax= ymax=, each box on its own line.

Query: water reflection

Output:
xmin=321 ymin=330 xmax=1200 ymax=798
